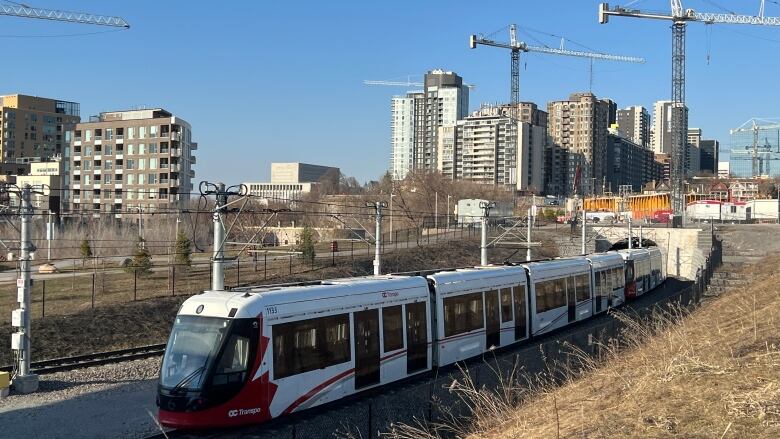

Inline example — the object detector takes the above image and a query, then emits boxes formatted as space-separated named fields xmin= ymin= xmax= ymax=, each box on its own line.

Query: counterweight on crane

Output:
xmin=599 ymin=1 xmax=780 ymax=225
xmin=468 ymin=24 xmax=644 ymax=195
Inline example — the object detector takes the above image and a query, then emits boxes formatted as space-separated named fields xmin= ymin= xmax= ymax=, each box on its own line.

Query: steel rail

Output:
xmin=0 ymin=343 xmax=165 ymax=375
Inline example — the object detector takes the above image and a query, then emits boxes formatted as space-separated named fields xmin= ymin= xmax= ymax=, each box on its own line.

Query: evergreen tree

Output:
xmin=124 ymin=237 xmax=152 ymax=275
xmin=296 ymin=226 xmax=316 ymax=264
xmin=174 ymin=230 xmax=192 ymax=268
xmin=79 ymin=239 xmax=92 ymax=267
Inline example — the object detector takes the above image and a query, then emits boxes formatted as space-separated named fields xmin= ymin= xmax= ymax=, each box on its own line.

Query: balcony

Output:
xmin=169 ymin=164 xmax=180 ymax=172
xmin=188 ymin=170 xmax=195 ymax=178
xmin=190 ymin=156 xmax=196 ymax=164
xmin=170 ymin=132 xmax=182 ymax=141
xmin=190 ymin=142 xmax=197 ymax=150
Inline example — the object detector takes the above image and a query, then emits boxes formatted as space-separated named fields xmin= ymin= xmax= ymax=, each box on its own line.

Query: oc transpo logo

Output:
xmin=228 ymin=407 xmax=262 ymax=418
xmin=381 ymin=291 xmax=399 ymax=298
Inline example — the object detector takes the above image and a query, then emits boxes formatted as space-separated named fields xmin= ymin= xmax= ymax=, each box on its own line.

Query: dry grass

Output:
xmin=384 ymin=258 xmax=780 ymax=439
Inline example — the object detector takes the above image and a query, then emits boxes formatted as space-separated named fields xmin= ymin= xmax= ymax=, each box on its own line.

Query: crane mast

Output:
xmin=599 ymin=1 xmax=780 ymax=225
xmin=469 ymin=25 xmax=644 ymax=195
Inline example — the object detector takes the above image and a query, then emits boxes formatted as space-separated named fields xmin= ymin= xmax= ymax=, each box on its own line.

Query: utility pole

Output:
xmin=639 ymin=222 xmax=644 ymax=248
xmin=433 ymin=192 xmax=439 ymax=234
xmin=581 ymin=208 xmax=587 ymax=255
xmin=479 ymin=201 xmax=496 ymax=266
xmin=367 ymin=201 xmax=387 ymax=275
xmin=446 ymin=194 xmax=451 ymax=232
xmin=12 ymin=184 xmax=38 ymax=393
xmin=628 ymin=216 xmax=633 ymax=250
xmin=46 ymin=210 xmax=53 ymax=261
xmin=526 ymin=207 xmax=533 ymax=261
xmin=389 ymin=193 xmax=394 ymax=244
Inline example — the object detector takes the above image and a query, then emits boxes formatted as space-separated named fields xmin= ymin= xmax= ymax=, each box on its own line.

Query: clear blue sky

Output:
xmin=2 ymin=0 xmax=780 ymax=183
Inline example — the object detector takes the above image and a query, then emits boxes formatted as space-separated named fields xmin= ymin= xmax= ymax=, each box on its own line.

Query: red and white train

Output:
xmin=157 ymin=247 xmax=664 ymax=428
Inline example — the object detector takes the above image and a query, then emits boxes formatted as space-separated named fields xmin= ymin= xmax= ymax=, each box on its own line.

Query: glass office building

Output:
xmin=730 ymin=123 xmax=780 ymax=178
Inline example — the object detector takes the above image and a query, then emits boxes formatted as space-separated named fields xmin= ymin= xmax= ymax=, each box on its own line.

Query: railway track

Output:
xmin=0 ymin=343 xmax=166 ymax=375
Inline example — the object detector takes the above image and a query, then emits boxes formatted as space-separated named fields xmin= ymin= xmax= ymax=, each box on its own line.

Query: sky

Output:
xmin=2 ymin=0 xmax=780 ymax=184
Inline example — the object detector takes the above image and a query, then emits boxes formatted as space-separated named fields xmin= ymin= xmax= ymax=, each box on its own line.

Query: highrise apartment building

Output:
xmin=69 ymin=108 xmax=196 ymax=214
xmin=547 ymin=92 xmax=610 ymax=195
xmin=652 ymin=100 xmax=689 ymax=155
xmin=0 ymin=94 xmax=80 ymax=161
xmin=389 ymin=70 xmax=469 ymax=179
xmin=699 ymin=139 xmax=719 ymax=175
xmin=686 ymin=128 xmax=702 ymax=176
xmin=616 ymin=105 xmax=650 ymax=147
xmin=437 ymin=103 xmax=546 ymax=192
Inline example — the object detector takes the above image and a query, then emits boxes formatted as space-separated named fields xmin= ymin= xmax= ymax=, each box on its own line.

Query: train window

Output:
xmin=535 ymin=279 xmax=566 ymax=313
xmin=443 ymin=293 xmax=484 ymax=337
xmin=575 ymin=274 xmax=590 ymax=302
xmin=211 ymin=334 xmax=250 ymax=386
xmin=500 ymin=289 xmax=513 ymax=323
xmin=594 ymin=272 xmax=601 ymax=295
xmin=382 ymin=306 xmax=404 ymax=352
xmin=272 ymin=313 xmax=351 ymax=380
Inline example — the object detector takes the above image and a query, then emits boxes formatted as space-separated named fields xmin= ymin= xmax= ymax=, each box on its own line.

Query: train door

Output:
xmin=513 ymin=285 xmax=527 ymax=340
xmin=566 ymin=277 xmax=576 ymax=323
xmin=485 ymin=290 xmax=501 ymax=349
xmin=594 ymin=271 xmax=603 ymax=314
xmin=354 ymin=309 xmax=380 ymax=389
xmin=405 ymin=301 xmax=428 ymax=374
xmin=624 ymin=260 xmax=636 ymax=298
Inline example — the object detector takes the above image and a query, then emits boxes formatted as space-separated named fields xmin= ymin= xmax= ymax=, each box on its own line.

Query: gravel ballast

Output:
xmin=0 ymin=357 xmax=165 ymax=439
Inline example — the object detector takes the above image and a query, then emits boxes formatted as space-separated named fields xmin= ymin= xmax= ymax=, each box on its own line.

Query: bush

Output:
xmin=80 ymin=239 xmax=92 ymax=266
xmin=174 ymin=230 xmax=192 ymax=268
xmin=124 ymin=237 xmax=152 ymax=276
xmin=296 ymin=226 xmax=316 ymax=264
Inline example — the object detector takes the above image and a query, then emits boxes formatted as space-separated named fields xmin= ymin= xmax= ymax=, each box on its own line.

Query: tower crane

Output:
xmin=599 ymin=1 xmax=780 ymax=225
xmin=469 ymin=24 xmax=644 ymax=195
xmin=0 ymin=4 xmax=129 ymax=28
xmin=363 ymin=78 xmax=476 ymax=89
xmin=730 ymin=118 xmax=780 ymax=177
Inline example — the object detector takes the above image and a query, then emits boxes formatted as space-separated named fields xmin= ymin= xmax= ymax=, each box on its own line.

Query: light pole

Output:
xmin=446 ymin=194 xmax=452 ymax=231
xmin=389 ymin=193 xmax=394 ymax=243
xmin=434 ymin=192 xmax=438 ymax=231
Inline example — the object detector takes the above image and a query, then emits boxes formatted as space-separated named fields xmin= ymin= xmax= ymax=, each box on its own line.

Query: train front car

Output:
xmin=157 ymin=291 xmax=270 ymax=428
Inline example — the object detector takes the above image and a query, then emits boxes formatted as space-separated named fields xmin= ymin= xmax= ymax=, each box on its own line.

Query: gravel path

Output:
xmin=0 ymin=357 xmax=167 ymax=439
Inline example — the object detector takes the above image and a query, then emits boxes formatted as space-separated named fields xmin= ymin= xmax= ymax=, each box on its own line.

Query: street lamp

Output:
xmin=446 ymin=194 xmax=452 ymax=231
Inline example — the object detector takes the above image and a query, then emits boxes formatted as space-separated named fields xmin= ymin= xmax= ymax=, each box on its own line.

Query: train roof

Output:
xmin=586 ymin=252 xmax=624 ymax=269
xmin=618 ymin=248 xmax=651 ymax=260
xmin=178 ymin=275 xmax=429 ymax=319
xmin=523 ymin=257 xmax=591 ymax=280
xmin=428 ymin=265 xmax=526 ymax=295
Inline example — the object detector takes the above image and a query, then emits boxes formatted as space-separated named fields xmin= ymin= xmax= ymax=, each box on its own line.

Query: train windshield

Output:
xmin=160 ymin=315 xmax=230 ymax=390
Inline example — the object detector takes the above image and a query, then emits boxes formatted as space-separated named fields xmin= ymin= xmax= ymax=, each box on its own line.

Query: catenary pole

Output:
xmin=480 ymin=201 xmax=495 ymax=265
xmin=367 ymin=201 xmax=387 ymax=275
xmin=212 ymin=183 xmax=227 ymax=291
xmin=13 ymin=184 xmax=38 ymax=393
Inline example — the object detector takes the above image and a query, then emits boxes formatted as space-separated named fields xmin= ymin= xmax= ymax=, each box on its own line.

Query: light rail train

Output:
xmin=157 ymin=247 xmax=664 ymax=428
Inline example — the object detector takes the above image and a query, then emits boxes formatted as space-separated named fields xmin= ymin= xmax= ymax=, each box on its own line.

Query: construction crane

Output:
xmin=363 ymin=78 xmax=476 ymax=89
xmin=599 ymin=1 xmax=780 ymax=225
xmin=0 ymin=4 xmax=129 ymax=28
xmin=469 ymin=24 xmax=644 ymax=195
